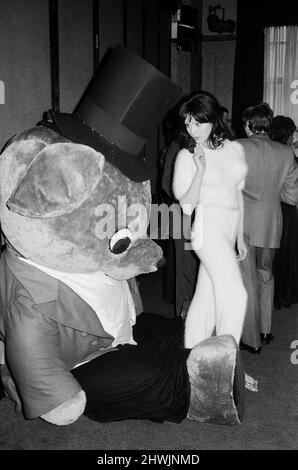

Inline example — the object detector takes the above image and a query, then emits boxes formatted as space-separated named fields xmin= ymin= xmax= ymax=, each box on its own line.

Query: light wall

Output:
xmin=0 ymin=0 xmax=175 ymax=193
xmin=0 ymin=0 xmax=93 ymax=150
xmin=0 ymin=0 xmax=51 ymax=149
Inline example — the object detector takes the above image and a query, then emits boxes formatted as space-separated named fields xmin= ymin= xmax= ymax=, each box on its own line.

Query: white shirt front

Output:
xmin=19 ymin=258 xmax=137 ymax=349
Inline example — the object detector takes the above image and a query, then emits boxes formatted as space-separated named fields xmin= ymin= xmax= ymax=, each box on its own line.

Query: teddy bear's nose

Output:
xmin=157 ymin=257 xmax=166 ymax=268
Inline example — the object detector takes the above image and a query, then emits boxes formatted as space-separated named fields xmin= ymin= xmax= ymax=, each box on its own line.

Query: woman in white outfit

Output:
xmin=173 ymin=91 xmax=248 ymax=349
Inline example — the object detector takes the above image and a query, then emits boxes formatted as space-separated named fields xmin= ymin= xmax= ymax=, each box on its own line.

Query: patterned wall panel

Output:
xmin=171 ymin=45 xmax=192 ymax=96
xmin=202 ymin=39 xmax=236 ymax=113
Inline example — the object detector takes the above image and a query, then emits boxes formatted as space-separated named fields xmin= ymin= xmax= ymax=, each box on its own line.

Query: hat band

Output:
xmin=77 ymin=97 xmax=146 ymax=155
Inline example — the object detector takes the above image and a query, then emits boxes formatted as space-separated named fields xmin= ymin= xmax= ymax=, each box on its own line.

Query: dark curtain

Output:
xmin=232 ymin=27 xmax=264 ymax=137
xmin=232 ymin=0 xmax=296 ymax=137
xmin=236 ymin=1 xmax=296 ymax=30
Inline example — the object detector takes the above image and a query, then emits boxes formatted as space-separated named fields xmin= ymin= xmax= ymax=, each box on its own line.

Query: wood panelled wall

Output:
xmin=0 ymin=0 xmax=201 ymax=192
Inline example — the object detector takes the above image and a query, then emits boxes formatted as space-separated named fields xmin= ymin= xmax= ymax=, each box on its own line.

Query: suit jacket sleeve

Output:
xmin=5 ymin=289 xmax=82 ymax=419
xmin=281 ymin=157 xmax=298 ymax=205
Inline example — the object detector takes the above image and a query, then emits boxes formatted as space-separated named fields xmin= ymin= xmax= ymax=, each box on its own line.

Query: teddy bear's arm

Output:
xmin=5 ymin=292 xmax=84 ymax=421
xmin=41 ymin=390 xmax=86 ymax=425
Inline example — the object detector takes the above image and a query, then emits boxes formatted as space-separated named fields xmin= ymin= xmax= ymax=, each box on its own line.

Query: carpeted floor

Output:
xmin=0 ymin=267 xmax=298 ymax=450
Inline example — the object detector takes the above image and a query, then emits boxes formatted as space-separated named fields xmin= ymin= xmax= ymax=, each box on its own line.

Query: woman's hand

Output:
xmin=236 ymin=236 xmax=247 ymax=261
xmin=193 ymin=144 xmax=206 ymax=173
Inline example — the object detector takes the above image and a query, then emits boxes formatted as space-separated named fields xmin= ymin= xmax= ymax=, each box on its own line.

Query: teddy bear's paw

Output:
xmin=186 ymin=335 xmax=245 ymax=425
xmin=41 ymin=390 xmax=86 ymax=426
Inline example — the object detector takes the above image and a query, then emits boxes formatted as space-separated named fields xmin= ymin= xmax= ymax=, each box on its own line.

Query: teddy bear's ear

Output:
xmin=7 ymin=143 xmax=105 ymax=218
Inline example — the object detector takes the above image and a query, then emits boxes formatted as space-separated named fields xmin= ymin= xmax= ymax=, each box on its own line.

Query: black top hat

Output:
xmin=49 ymin=45 xmax=182 ymax=182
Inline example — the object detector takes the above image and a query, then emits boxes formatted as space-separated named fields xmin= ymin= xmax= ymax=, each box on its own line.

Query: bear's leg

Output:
xmin=72 ymin=345 xmax=190 ymax=423
xmin=186 ymin=334 xmax=246 ymax=425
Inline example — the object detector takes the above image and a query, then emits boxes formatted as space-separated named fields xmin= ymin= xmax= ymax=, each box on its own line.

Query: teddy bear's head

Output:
xmin=0 ymin=46 xmax=182 ymax=279
xmin=0 ymin=125 xmax=164 ymax=280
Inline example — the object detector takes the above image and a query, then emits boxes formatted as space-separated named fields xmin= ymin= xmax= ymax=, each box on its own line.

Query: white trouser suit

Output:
xmin=185 ymin=200 xmax=247 ymax=348
xmin=173 ymin=141 xmax=248 ymax=349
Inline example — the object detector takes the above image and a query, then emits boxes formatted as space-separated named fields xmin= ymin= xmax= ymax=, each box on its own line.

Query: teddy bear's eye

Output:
xmin=109 ymin=228 xmax=133 ymax=254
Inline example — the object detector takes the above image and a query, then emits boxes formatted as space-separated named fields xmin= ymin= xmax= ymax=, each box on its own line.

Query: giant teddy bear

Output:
xmin=0 ymin=46 xmax=245 ymax=426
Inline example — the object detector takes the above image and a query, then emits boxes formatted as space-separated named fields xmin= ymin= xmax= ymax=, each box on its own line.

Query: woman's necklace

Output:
xmin=196 ymin=140 xmax=223 ymax=152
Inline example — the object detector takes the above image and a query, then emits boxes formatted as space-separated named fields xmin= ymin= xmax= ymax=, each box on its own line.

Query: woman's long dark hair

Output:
xmin=178 ymin=91 xmax=227 ymax=151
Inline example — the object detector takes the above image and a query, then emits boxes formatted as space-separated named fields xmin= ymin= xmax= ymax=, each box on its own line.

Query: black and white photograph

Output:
xmin=0 ymin=0 xmax=297 ymax=456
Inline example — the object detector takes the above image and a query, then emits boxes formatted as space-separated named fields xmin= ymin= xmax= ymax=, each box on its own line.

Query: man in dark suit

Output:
xmin=237 ymin=103 xmax=298 ymax=353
